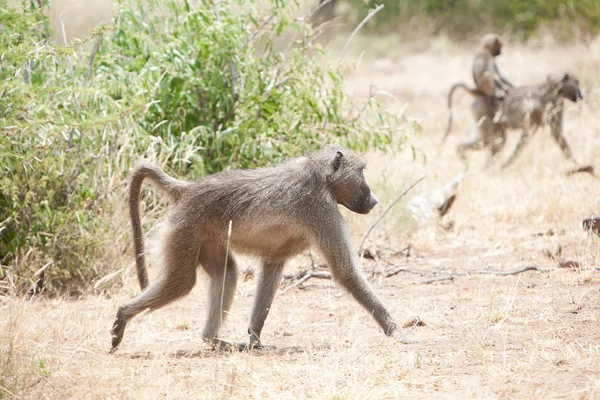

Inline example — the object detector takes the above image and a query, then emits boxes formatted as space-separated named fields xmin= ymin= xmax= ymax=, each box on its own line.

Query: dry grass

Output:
xmin=2 ymin=23 xmax=600 ymax=400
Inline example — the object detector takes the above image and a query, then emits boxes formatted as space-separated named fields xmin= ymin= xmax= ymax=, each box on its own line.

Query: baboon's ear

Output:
xmin=547 ymin=73 xmax=560 ymax=85
xmin=331 ymin=151 xmax=344 ymax=172
xmin=561 ymin=72 xmax=570 ymax=82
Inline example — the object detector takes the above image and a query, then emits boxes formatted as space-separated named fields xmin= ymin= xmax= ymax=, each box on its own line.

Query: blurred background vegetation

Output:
xmin=341 ymin=0 xmax=600 ymax=39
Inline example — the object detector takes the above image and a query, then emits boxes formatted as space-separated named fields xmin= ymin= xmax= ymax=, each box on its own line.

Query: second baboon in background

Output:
xmin=111 ymin=145 xmax=399 ymax=352
xmin=443 ymin=34 xmax=513 ymax=163
xmin=444 ymin=72 xmax=583 ymax=168
xmin=499 ymin=72 xmax=582 ymax=169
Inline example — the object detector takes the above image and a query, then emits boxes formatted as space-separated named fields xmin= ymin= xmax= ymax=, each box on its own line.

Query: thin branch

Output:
xmin=359 ymin=176 xmax=425 ymax=255
xmin=60 ymin=20 xmax=75 ymax=79
xmin=281 ymin=270 xmax=332 ymax=294
xmin=384 ymin=264 xmax=600 ymax=280
xmin=85 ymin=34 xmax=103 ymax=85
xmin=213 ymin=1 xmax=238 ymax=99
xmin=338 ymin=4 xmax=385 ymax=63
xmin=248 ymin=14 xmax=275 ymax=43
xmin=470 ymin=266 xmax=556 ymax=275
xmin=415 ymin=276 xmax=455 ymax=285
xmin=384 ymin=265 xmax=449 ymax=278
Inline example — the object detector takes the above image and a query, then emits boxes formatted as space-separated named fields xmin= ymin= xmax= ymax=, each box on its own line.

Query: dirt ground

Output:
xmin=3 ymin=15 xmax=600 ymax=400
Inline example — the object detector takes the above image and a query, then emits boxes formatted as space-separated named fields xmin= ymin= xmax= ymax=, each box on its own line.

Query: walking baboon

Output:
xmin=443 ymin=34 xmax=513 ymax=162
xmin=499 ymin=72 xmax=582 ymax=168
xmin=111 ymin=145 xmax=398 ymax=352
xmin=443 ymin=72 xmax=583 ymax=168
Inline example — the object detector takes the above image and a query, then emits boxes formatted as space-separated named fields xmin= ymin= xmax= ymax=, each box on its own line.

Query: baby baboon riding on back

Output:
xmin=111 ymin=145 xmax=399 ymax=352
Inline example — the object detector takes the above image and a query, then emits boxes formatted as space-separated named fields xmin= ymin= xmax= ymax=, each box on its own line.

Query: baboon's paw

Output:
xmin=110 ymin=319 xmax=126 ymax=351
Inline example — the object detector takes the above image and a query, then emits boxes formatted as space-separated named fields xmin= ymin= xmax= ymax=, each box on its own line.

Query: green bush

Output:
xmin=0 ymin=0 xmax=410 ymax=295
xmin=342 ymin=0 xmax=600 ymax=38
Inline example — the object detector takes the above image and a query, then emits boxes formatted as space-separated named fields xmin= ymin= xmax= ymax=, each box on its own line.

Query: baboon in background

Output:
xmin=499 ymin=72 xmax=582 ymax=168
xmin=111 ymin=145 xmax=398 ymax=352
xmin=472 ymin=33 xmax=513 ymax=98
xmin=443 ymin=72 xmax=583 ymax=169
xmin=443 ymin=34 xmax=513 ymax=163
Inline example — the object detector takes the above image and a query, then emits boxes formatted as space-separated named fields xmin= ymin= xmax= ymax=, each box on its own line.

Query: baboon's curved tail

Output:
xmin=129 ymin=162 xmax=189 ymax=290
xmin=441 ymin=82 xmax=486 ymax=144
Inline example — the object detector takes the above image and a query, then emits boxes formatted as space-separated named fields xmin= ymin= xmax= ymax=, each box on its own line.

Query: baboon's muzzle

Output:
xmin=362 ymin=193 xmax=379 ymax=214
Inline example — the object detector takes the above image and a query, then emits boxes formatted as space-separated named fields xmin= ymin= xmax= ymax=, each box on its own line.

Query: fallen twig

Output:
xmin=384 ymin=263 xmax=599 ymax=280
xmin=384 ymin=265 xmax=451 ymax=278
xmin=281 ymin=270 xmax=332 ymax=294
xmin=358 ymin=176 xmax=425 ymax=255
xmin=415 ymin=276 xmax=455 ymax=285
xmin=470 ymin=266 xmax=555 ymax=275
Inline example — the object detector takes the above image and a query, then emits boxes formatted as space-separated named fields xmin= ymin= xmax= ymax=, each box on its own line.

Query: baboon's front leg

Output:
xmin=550 ymin=111 xmax=576 ymax=163
xmin=246 ymin=261 xmax=285 ymax=349
xmin=316 ymin=219 xmax=396 ymax=337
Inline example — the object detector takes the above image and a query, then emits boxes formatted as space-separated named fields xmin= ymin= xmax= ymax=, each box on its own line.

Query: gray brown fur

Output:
xmin=498 ymin=72 xmax=582 ymax=168
xmin=442 ymin=34 xmax=512 ymax=157
xmin=444 ymin=73 xmax=583 ymax=168
xmin=472 ymin=34 xmax=512 ymax=97
xmin=111 ymin=145 xmax=396 ymax=352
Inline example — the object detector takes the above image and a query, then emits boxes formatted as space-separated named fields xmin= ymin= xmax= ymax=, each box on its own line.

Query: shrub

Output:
xmin=0 ymin=0 xmax=410 ymax=295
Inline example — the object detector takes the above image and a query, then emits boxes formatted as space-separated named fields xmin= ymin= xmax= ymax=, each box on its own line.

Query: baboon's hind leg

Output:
xmin=483 ymin=127 xmax=506 ymax=170
xmin=199 ymin=243 xmax=240 ymax=351
xmin=247 ymin=261 xmax=285 ymax=349
xmin=457 ymin=126 xmax=485 ymax=161
xmin=111 ymin=226 xmax=200 ymax=350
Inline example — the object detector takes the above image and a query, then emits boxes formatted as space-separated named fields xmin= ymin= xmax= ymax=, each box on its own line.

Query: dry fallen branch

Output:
xmin=414 ymin=276 xmax=455 ymax=285
xmin=281 ymin=270 xmax=332 ymax=294
xmin=470 ymin=266 xmax=556 ymax=275
xmin=384 ymin=263 xmax=600 ymax=281
xmin=384 ymin=265 xmax=450 ymax=278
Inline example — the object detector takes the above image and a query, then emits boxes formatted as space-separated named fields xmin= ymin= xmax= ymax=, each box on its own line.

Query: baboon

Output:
xmin=111 ymin=145 xmax=398 ymax=352
xmin=443 ymin=34 xmax=513 ymax=162
xmin=443 ymin=72 xmax=583 ymax=168
xmin=472 ymin=33 xmax=512 ymax=98
xmin=499 ymin=72 xmax=582 ymax=168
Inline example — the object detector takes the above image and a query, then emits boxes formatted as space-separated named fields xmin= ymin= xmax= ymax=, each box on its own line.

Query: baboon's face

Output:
xmin=551 ymin=73 xmax=583 ymax=102
xmin=491 ymin=39 xmax=502 ymax=56
xmin=482 ymin=34 xmax=502 ymax=56
xmin=561 ymin=77 xmax=583 ymax=103
xmin=327 ymin=151 xmax=379 ymax=215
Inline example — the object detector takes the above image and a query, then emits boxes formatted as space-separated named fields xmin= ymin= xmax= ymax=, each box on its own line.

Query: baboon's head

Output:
xmin=481 ymin=33 xmax=502 ymax=56
xmin=321 ymin=146 xmax=379 ymax=215
xmin=548 ymin=72 xmax=584 ymax=103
